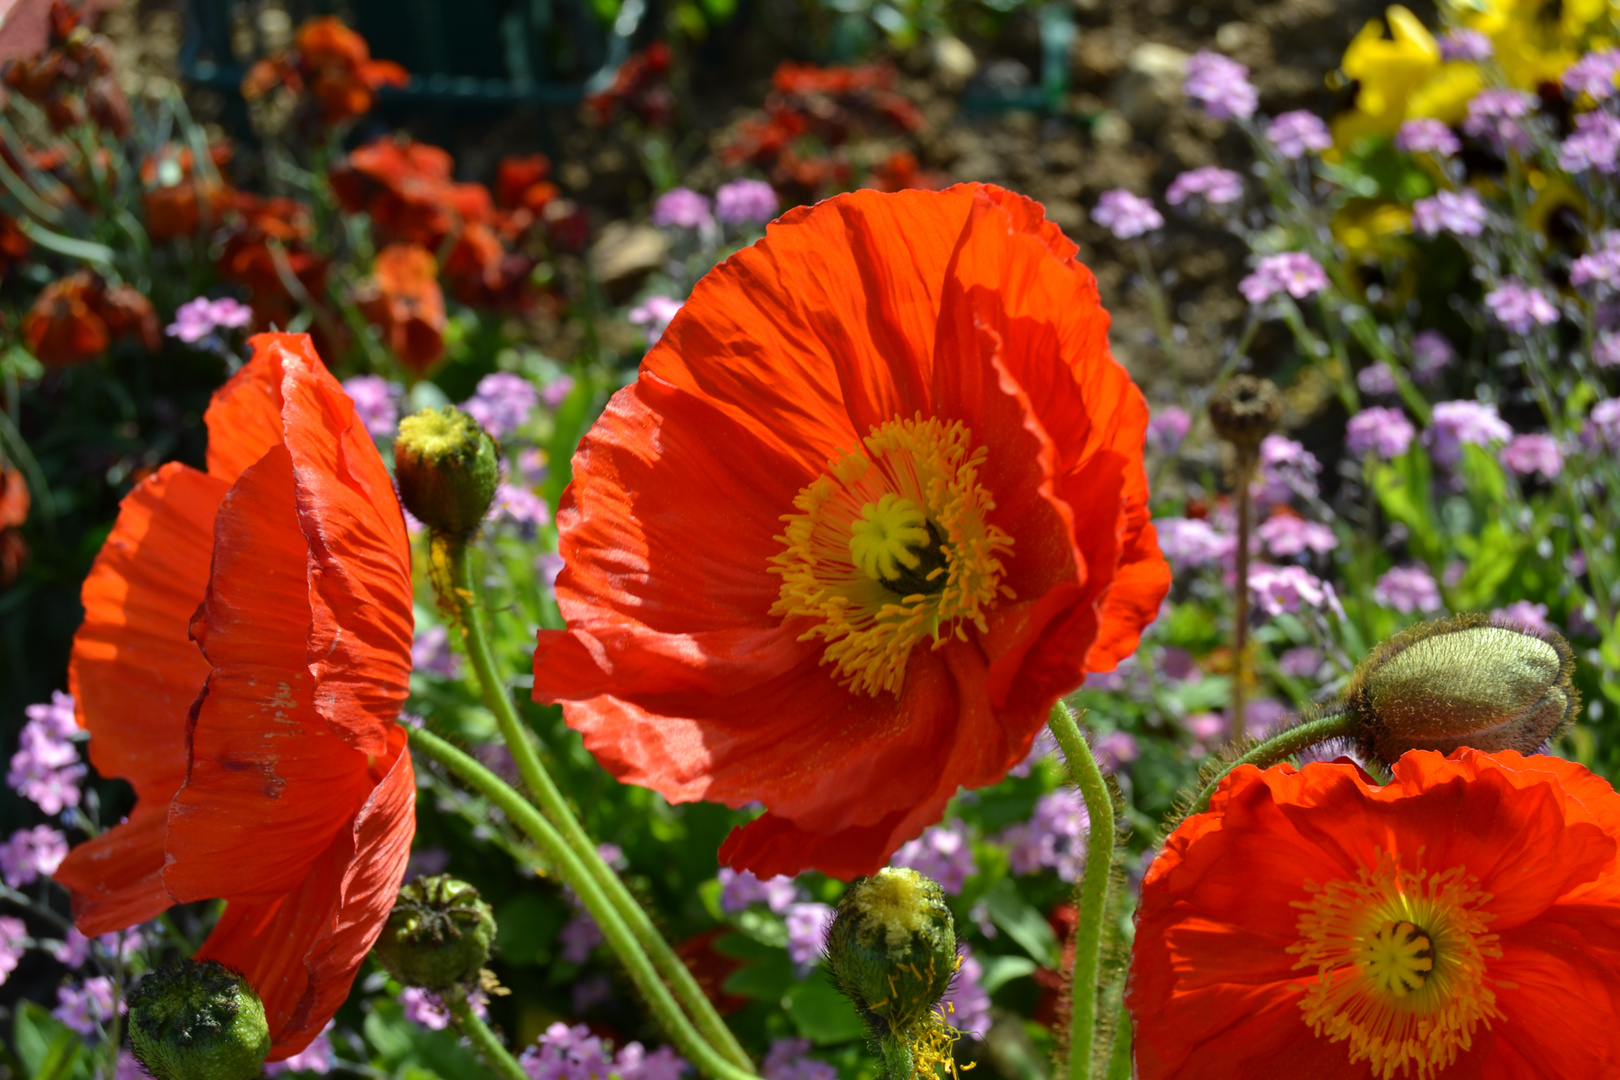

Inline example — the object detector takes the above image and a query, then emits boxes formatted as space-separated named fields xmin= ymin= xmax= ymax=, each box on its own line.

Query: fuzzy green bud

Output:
xmin=371 ymin=874 xmax=496 ymax=991
xmin=394 ymin=407 xmax=499 ymax=535
xmin=1347 ymin=614 xmax=1578 ymax=766
xmin=126 ymin=961 xmax=270 ymax=1080
xmin=826 ymin=867 xmax=958 ymax=1039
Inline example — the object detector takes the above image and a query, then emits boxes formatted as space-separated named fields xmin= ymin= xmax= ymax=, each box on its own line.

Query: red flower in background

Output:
xmin=871 ymin=150 xmax=947 ymax=193
xmin=586 ymin=41 xmax=673 ymax=128
xmin=54 ymin=333 xmax=416 ymax=1061
xmin=532 ymin=185 xmax=1168 ymax=878
xmin=215 ymin=193 xmax=330 ymax=331
xmin=0 ymin=214 xmax=33 ymax=276
xmin=357 ymin=243 xmax=446 ymax=373
xmin=141 ymin=144 xmax=233 ymax=244
xmin=0 ymin=464 xmax=28 ymax=586
xmin=242 ymin=15 xmax=407 ymax=126
xmin=1130 ymin=751 xmax=1620 ymax=1078
xmin=22 ymin=270 xmax=159 ymax=366
xmin=1 ymin=1 xmax=129 ymax=135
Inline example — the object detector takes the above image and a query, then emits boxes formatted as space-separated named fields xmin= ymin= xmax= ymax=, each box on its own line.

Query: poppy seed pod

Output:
xmin=394 ymin=406 xmax=499 ymax=535
xmin=371 ymin=874 xmax=496 ymax=991
xmin=127 ymin=961 xmax=271 ymax=1080
xmin=1345 ymin=614 xmax=1578 ymax=767
xmin=826 ymin=868 xmax=958 ymax=1039
xmin=1208 ymin=374 xmax=1281 ymax=453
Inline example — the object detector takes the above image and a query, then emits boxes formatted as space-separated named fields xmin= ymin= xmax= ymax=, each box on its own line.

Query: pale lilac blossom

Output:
xmin=411 ymin=625 xmax=461 ymax=680
xmin=1278 ymin=646 xmax=1323 ymax=679
xmin=1001 ymin=788 xmax=1089 ymax=882
xmin=1486 ymin=281 xmax=1558 ymax=333
xmin=265 ymin=1023 xmax=335 ymax=1074
xmin=8 ymin=691 xmax=85 ymax=815
xmin=0 ymin=916 xmax=25 ymax=986
xmin=1558 ymin=111 xmax=1620 ymax=173
xmin=1586 ymin=398 xmax=1620 ymax=450
xmin=1412 ymin=330 xmax=1457 ymax=383
xmin=491 ymin=483 xmax=551 ymax=529
xmin=53 ymin=977 xmax=116 ymax=1036
xmin=541 ymin=376 xmax=576 ymax=410
xmin=785 ymin=902 xmax=834 ymax=971
xmin=1183 ymin=50 xmax=1258 ymax=120
xmin=892 ymin=822 xmax=976 ymax=895
xmin=1463 ymin=89 xmax=1534 ymax=153
xmin=341 ymin=375 xmax=401 ymax=438
xmin=1247 ymin=564 xmax=1334 ymax=617
xmin=1256 ymin=434 xmax=1322 ymax=502
xmin=1165 ymin=166 xmax=1243 ymax=206
xmin=1571 ymin=233 xmax=1620 ymax=290
xmin=1395 ymin=118 xmax=1461 ymax=156
xmin=1257 ymin=514 xmax=1337 ymax=557
xmin=1357 ymin=363 xmax=1397 ymax=396
xmin=761 ymin=1040 xmax=837 ymax=1080
xmin=1266 ymin=110 xmax=1331 ymax=158
xmin=166 ymin=297 xmax=252 ymax=343
xmin=1093 ymin=730 xmax=1139 ymax=771
xmin=1563 ymin=48 xmax=1620 ymax=100
xmin=717 ymin=868 xmax=797 ymax=914
xmin=715 ymin=179 xmax=778 ymax=225
xmin=1374 ymin=565 xmax=1443 ymax=614
xmin=1147 ymin=405 xmax=1191 ymax=454
xmin=1438 ymin=29 xmax=1492 ymax=62
xmin=943 ymin=949 xmax=992 ymax=1036
xmin=1412 ymin=189 xmax=1487 ymax=237
xmin=1092 ymin=189 xmax=1162 ymax=239
xmin=1240 ymin=252 xmax=1329 ymax=303
xmin=1428 ymin=400 xmax=1513 ymax=466
xmin=1501 ymin=433 xmax=1563 ymax=477
xmin=536 ymin=551 xmax=565 ymax=590
xmin=463 ymin=372 xmax=540 ymax=439
xmin=1346 ymin=407 xmax=1416 ymax=459
xmin=0 ymin=825 xmax=67 ymax=888
xmin=628 ymin=296 xmax=684 ymax=348
xmin=1493 ymin=600 xmax=1552 ymax=634
xmin=400 ymin=986 xmax=452 ymax=1030
xmin=521 ymin=1022 xmax=613 ymax=1080
xmin=651 ymin=188 xmax=713 ymax=229
xmin=1154 ymin=518 xmax=1232 ymax=569
xmin=616 ymin=1043 xmax=689 ymax=1080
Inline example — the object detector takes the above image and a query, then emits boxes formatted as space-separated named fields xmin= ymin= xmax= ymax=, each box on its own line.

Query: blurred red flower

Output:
xmin=532 ymin=185 xmax=1168 ymax=878
xmin=216 ymin=193 xmax=330 ymax=330
xmin=0 ymin=464 xmax=28 ymax=586
xmin=585 ymin=41 xmax=673 ymax=128
xmin=141 ymin=144 xmax=233 ymax=244
xmin=22 ymin=270 xmax=159 ymax=366
xmin=357 ymin=243 xmax=446 ymax=373
xmin=54 ymin=333 xmax=416 ymax=1061
xmin=1 ymin=1 xmax=128 ymax=135
xmin=242 ymin=16 xmax=407 ymax=126
xmin=1130 ymin=750 xmax=1620 ymax=1079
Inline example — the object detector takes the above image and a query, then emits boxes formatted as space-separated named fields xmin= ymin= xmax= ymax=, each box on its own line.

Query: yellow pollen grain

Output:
xmin=1287 ymin=848 xmax=1502 ymax=1080
xmin=769 ymin=415 xmax=1014 ymax=696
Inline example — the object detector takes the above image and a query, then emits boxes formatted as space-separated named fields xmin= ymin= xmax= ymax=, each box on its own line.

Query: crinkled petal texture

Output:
xmin=54 ymin=333 xmax=414 ymax=1060
xmin=1128 ymin=750 xmax=1620 ymax=1080
xmin=533 ymin=184 xmax=1167 ymax=879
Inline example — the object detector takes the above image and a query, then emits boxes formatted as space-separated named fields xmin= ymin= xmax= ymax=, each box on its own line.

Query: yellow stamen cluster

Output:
xmin=1289 ymin=850 xmax=1502 ymax=1080
xmin=771 ymin=416 xmax=1014 ymax=696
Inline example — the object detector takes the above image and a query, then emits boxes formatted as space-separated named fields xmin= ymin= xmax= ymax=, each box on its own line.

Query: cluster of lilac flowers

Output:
xmin=265 ymin=1023 xmax=335 ymax=1075
xmin=342 ymin=375 xmax=403 ymax=439
xmin=761 ymin=1040 xmax=837 ymax=1080
xmin=1183 ymin=50 xmax=1257 ymax=121
xmin=411 ymin=624 xmax=462 ymax=680
xmin=1411 ymin=189 xmax=1487 ymax=238
xmin=717 ymin=867 xmax=797 ymax=914
xmin=491 ymin=482 xmax=552 ymax=531
xmin=1501 ymin=433 xmax=1562 ymax=478
xmin=1256 ymin=513 xmax=1336 ymax=558
xmin=53 ymin=975 xmax=117 ymax=1036
xmin=0 ymin=915 xmax=26 ymax=986
xmin=1463 ymin=89 xmax=1534 ymax=153
xmin=784 ymin=902 xmax=835 ymax=972
xmin=8 ymin=691 xmax=85 ymax=816
xmin=1426 ymin=399 xmax=1513 ymax=467
xmin=1000 ymin=788 xmax=1088 ymax=882
xmin=1395 ymin=118 xmax=1461 ymax=157
xmin=166 ymin=296 xmax=253 ymax=344
xmin=1265 ymin=111 xmax=1331 ymax=159
xmin=1239 ymin=252 xmax=1329 ymax=304
xmin=1411 ymin=330 xmax=1456 ymax=382
xmin=1373 ymin=565 xmax=1444 ymax=614
xmin=629 ymin=296 xmax=684 ymax=349
xmin=1165 ymin=166 xmax=1242 ymax=208
xmin=1154 ymin=517 xmax=1232 ymax=570
xmin=463 ymin=371 xmax=541 ymax=440
xmin=0 ymin=823 xmax=68 ymax=887
xmin=1255 ymin=435 xmax=1322 ymax=505
xmin=1485 ymin=280 xmax=1559 ymax=334
xmin=715 ymin=179 xmax=779 ymax=226
xmin=1146 ymin=405 xmax=1191 ymax=455
xmin=1572 ymin=233 xmax=1620 ymax=291
xmin=1092 ymin=189 xmax=1162 ymax=240
xmin=1563 ymin=48 xmax=1620 ymax=100
xmin=1247 ymin=563 xmax=1339 ymax=618
xmin=942 ymin=949 xmax=992 ymax=1036
xmin=651 ymin=188 xmax=714 ymax=231
xmin=399 ymin=986 xmax=488 ymax=1030
xmin=1345 ymin=406 xmax=1416 ymax=460
xmin=891 ymin=821 xmax=976 ymax=895
xmin=1558 ymin=111 xmax=1620 ymax=174
xmin=1438 ymin=28 xmax=1493 ymax=62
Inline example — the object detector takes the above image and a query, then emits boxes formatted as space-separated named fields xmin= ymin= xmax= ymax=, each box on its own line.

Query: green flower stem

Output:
xmin=1047 ymin=702 xmax=1115 ymax=1080
xmin=433 ymin=534 xmax=754 ymax=1073
xmin=409 ymin=726 xmax=761 ymax=1080
xmin=1187 ymin=708 xmax=1359 ymax=817
xmin=446 ymin=989 xmax=530 ymax=1080
xmin=1229 ymin=446 xmax=1255 ymax=745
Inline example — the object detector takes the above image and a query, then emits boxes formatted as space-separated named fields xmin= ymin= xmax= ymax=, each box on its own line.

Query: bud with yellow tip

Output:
xmin=394 ymin=406 xmax=499 ymax=536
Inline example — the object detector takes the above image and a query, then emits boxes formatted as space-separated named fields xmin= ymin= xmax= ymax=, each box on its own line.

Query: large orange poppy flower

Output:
xmin=53 ymin=333 xmax=415 ymax=1060
xmin=532 ymin=184 xmax=1168 ymax=879
xmin=1129 ymin=750 xmax=1620 ymax=1079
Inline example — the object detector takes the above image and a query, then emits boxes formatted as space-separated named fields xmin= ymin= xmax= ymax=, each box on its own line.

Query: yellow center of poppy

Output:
xmin=770 ymin=416 xmax=1014 ymax=696
xmin=1288 ymin=850 xmax=1503 ymax=1080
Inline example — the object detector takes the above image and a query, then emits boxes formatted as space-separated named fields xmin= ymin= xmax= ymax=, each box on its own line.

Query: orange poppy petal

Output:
xmin=54 ymin=804 xmax=172 ymax=936
xmin=198 ymin=728 xmax=414 ymax=1059
xmin=274 ymin=337 xmax=412 ymax=756
xmin=1488 ymin=918 xmax=1620 ymax=1073
xmin=203 ymin=335 xmax=291 ymax=482
xmin=164 ymin=444 xmax=374 ymax=903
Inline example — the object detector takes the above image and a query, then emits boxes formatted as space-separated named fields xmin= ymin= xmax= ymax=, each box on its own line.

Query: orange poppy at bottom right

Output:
xmin=1129 ymin=749 xmax=1620 ymax=1079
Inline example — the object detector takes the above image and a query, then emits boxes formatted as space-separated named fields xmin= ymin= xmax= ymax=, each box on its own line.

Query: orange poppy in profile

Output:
xmin=1129 ymin=750 xmax=1620 ymax=1079
xmin=54 ymin=333 xmax=415 ymax=1060
xmin=241 ymin=16 xmax=407 ymax=125
xmin=357 ymin=243 xmax=445 ymax=373
xmin=533 ymin=184 xmax=1169 ymax=878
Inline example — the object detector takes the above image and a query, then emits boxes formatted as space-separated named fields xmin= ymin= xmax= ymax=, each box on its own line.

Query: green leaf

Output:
xmin=16 ymin=218 xmax=115 ymax=267
xmin=783 ymin=970 xmax=866 ymax=1045
xmin=722 ymin=947 xmax=797 ymax=1000
xmin=979 ymin=878 xmax=1058 ymax=967
xmin=545 ymin=378 xmax=598 ymax=507
xmin=14 ymin=1003 xmax=84 ymax=1080
xmin=977 ymin=954 xmax=1038 ymax=992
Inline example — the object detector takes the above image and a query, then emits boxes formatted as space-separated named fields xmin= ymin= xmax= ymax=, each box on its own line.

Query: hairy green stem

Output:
xmin=409 ymin=727 xmax=761 ymax=1080
xmin=1188 ymin=708 xmax=1360 ymax=817
xmin=433 ymin=534 xmax=754 ymax=1072
xmin=447 ymin=990 xmax=530 ymax=1080
xmin=1047 ymin=702 xmax=1115 ymax=1080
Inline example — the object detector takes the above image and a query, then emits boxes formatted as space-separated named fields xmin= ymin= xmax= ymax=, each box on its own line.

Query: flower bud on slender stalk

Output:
xmin=1208 ymin=374 xmax=1281 ymax=744
xmin=394 ymin=406 xmax=499 ymax=537
xmin=371 ymin=874 xmax=497 ymax=992
xmin=126 ymin=961 xmax=270 ymax=1080
xmin=827 ymin=868 xmax=961 ymax=1080
xmin=1344 ymin=614 xmax=1578 ymax=767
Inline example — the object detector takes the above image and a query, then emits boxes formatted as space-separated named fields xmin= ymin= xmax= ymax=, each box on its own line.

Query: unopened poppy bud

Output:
xmin=371 ymin=874 xmax=496 ymax=991
xmin=126 ymin=960 xmax=270 ymax=1080
xmin=826 ymin=867 xmax=957 ymax=1038
xmin=1346 ymin=614 xmax=1578 ymax=766
xmin=394 ymin=406 xmax=499 ymax=535
xmin=1208 ymin=374 xmax=1281 ymax=453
